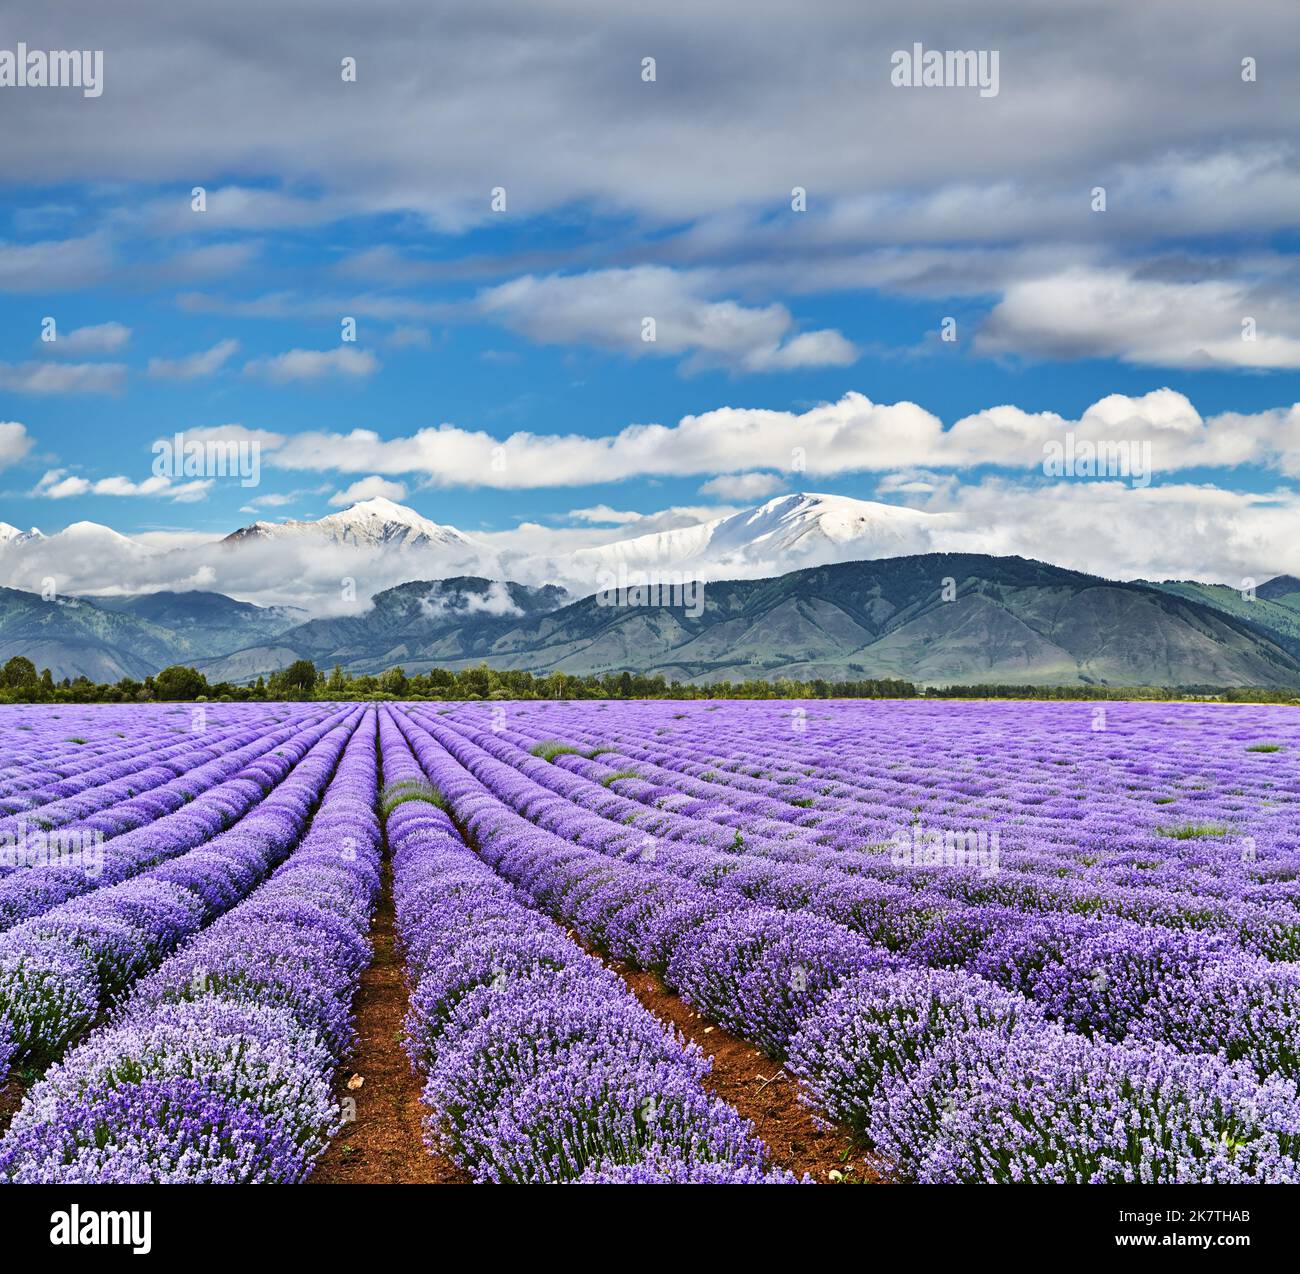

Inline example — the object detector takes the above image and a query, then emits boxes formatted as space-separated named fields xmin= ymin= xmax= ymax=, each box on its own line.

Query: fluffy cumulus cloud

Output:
xmin=33 ymin=469 xmax=212 ymax=502
xmin=932 ymin=480 xmax=1300 ymax=586
xmin=0 ymin=422 xmax=33 ymax=469
xmin=40 ymin=322 xmax=131 ymax=356
xmin=229 ymin=389 xmax=1300 ymax=489
xmin=328 ymin=476 xmax=408 ymax=506
xmin=418 ymin=579 xmax=522 ymax=622
xmin=565 ymin=505 xmax=647 ymax=526
xmin=477 ymin=267 xmax=856 ymax=373
xmin=976 ymin=267 xmax=1300 ymax=369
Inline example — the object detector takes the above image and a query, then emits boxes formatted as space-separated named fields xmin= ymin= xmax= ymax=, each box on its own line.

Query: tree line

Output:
xmin=1 ymin=655 xmax=1296 ymax=704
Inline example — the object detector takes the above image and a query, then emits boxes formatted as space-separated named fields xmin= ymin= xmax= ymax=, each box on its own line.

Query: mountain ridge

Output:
xmin=188 ymin=554 xmax=1300 ymax=689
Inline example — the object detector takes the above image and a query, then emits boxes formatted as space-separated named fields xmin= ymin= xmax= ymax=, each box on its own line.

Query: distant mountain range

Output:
xmin=0 ymin=588 xmax=304 ymax=682
xmin=0 ymin=493 xmax=951 ymax=610
xmin=194 ymin=578 xmax=568 ymax=684
xmin=4 ymin=554 xmax=1300 ymax=689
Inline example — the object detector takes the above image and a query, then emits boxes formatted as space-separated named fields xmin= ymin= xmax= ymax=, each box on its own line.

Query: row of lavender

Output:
xmin=0 ymin=709 xmax=350 ymax=929
xmin=419 ymin=703 xmax=1300 ymax=1072
xmin=0 ymin=710 xmax=315 ymax=853
xmin=393 ymin=704 xmax=1300 ymax=1182
xmin=0 ymin=704 xmax=310 ymax=814
xmin=450 ymin=702 xmax=1300 ymax=938
xmin=0 ymin=708 xmax=382 ymax=1182
xmin=379 ymin=709 xmax=792 ymax=1182
xmin=0 ymin=706 xmax=362 ymax=1079
xmin=2 ymin=702 xmax=788 ymax=1184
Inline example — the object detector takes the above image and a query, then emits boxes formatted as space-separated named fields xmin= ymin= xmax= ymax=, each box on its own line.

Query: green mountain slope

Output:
xmin=1144 ymin=577 xmax=1300 ymax=658
xmin=86 ymin=591 xmax=305 ymax=659
xmin=0 ymin=588 xmax=177 ymax=681
xmin=7 ymin=559 xmax=1300 ymax=688
xmin=0 ymin=588 xmax=305 ymax=681
xmin=195 ymin=577 xmax=569 ymax=682
xmin=203 ymin=556 xmax=1300 ymax=688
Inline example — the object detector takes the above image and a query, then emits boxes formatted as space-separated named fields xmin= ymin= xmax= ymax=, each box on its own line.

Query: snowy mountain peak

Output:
xmin=0 ymin=522 xmax=44 ymax=546
xmin=717 ymin=492 xmax=935 ymax=547
xmin=226 ymin=497 xmax=480 ymax=551
xmin=54 ymin=521 xmax=144 ymax=549
xmin=566 ymin=491 xmax=945 ymax=577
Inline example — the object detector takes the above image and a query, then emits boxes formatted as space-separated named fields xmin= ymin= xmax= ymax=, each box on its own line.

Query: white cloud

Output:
xmin=0 ymin=422 xmax=33 ymax=469
xmin=328 ymin=476 xmax=408 ymax=506
xmin=147 ymin=338 xmax=240 ymax=380
xmin=10 ymin=472 xmax=1300 ymax=612
xmin=976 ymin=267 xmax=1300 ymax=369
xmin=34 ymin=469 xmax=212 ymax=502
xmin=243 ymin=346 xmax=379 ymax=383
xmin=930 ymin=479 xmax=1300 ymax=586
xmin=1 ymin=3 xmax=1295 ymax=247
xmin=699 ymin=472 xmax=786 ymax=500
xmin=875 ymin=469 xmax=958 ymax=498
xmin=477 ymin=267 xmax=856 ymax=373
xmin=0 ymin=361 xmax=126 ymax=394
xmin=418 ymin=579 xmax=522 ymax=622
xmin=42 ymin=322 xmax=131 ymax=356
xmin=239 ymin=486 xmax=330 ymax=510
xmin=11 ymin=474 xmax=1300 ymax=614
xmin=387 ymin=325 xmax=432 ymax=349
xmin=0 ymin=233 xmax=111 ymax=291
xmin=239 ymin=389 xmax=1300 ymax=489
xmin=566 ymin=505 xmax=646 ymax=526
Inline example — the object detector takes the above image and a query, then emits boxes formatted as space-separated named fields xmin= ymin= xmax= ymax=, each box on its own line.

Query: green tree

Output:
xmin=153 ymin=665 xmax=209 ymax=701
xmin=379 ymin=665 xmax=408 ymax=697
xmin=277 ymin=659 xmax=318 ymax=699
xmin=0 ymin=655 xmax=38 ymax=690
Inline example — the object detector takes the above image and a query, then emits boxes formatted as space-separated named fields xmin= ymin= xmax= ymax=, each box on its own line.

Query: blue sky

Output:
xmin=1 ymin=0 xmax=1298 ymax=586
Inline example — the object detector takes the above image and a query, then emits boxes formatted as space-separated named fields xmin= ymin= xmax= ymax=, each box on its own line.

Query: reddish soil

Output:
xmin=310 ymin=859 xmax=468 ymax=1185
xmin=605 ymin=954 xmax=888 ymax=1184
xmin=435 ymin=799 xmax=885 ymax=1184
xmin=0 ymin=1078 xmax=26 ymax=1137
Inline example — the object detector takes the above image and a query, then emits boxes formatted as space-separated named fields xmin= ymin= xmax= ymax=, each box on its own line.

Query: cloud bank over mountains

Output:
xmin=2 ymin=485 xmax=1297 ymax=618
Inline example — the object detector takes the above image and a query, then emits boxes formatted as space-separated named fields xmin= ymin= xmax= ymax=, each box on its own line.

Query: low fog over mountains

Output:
xmin=0 ymin=493 xmax=950 ymax=614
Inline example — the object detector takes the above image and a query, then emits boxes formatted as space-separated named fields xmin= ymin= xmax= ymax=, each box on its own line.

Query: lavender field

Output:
xmin=0 ymin=698 xmax=1298 ymax=1184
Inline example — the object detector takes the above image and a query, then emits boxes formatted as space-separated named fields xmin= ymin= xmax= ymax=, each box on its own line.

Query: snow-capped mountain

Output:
xmin=224 ymin=497 xmax=482 ymax=553
xmin=0 ymin=493 xmax=951 ymax=611
xmin=0 ymin=522 xmax=45 ymax=548
xmin=52 ymin=521 xmax=151 ymax=551
xmin=562 ymin=493 xmax=947 ymax=579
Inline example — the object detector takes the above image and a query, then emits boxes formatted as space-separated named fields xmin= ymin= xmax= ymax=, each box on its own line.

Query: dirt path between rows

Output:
xmin=310 ymin=857 xmax=468 ymax=1185
xmin=606 ymin=955 xmax=889 ymax=1185
xmin=0 ymin=1079 xmax=26 ymax=1139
